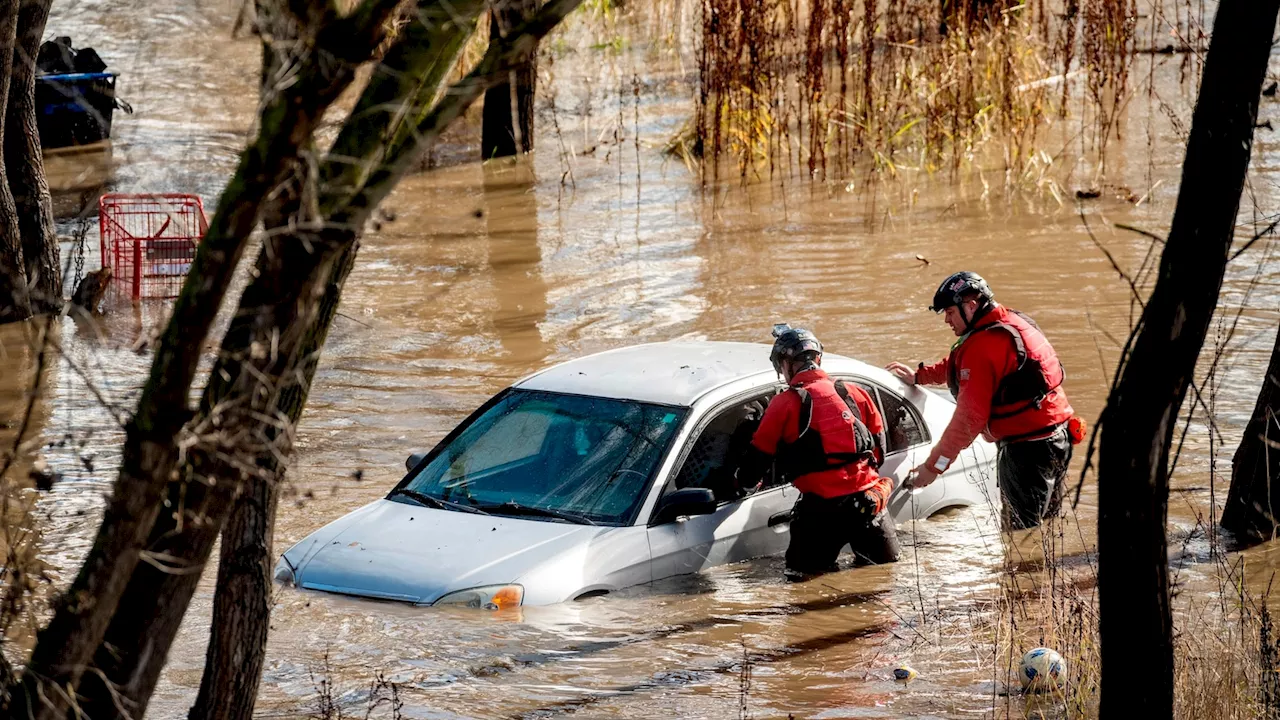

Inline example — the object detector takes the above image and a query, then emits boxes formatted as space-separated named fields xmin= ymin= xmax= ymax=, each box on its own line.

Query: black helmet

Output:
xmin=929 ymin=271 xmax=994 ymax=312
xmin=769 ymin=323 xmax=823 ymax=373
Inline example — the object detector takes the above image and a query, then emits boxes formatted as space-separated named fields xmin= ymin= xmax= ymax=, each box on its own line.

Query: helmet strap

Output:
xmin=961 ymin=298 xmax=994 ymax=334
xmin=778 ymin=357 xmax=819 ymax=382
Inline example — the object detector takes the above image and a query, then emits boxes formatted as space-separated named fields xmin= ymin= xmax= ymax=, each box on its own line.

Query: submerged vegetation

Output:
xmin=2 ymin=0 xmax=1276 ymax=716
xmin=970 ymin=515 xmax=1280 ymax=719
xmin=684 ymin=0 xmax=1198 ymax=184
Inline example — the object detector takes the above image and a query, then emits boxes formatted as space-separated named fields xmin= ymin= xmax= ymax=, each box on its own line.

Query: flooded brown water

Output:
xmin=5 ymin=0 xmax=1280 ymax=717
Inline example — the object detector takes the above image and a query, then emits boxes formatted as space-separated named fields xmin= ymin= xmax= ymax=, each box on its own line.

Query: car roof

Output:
xmin=514 ymin=341 xmax=885 ymax=406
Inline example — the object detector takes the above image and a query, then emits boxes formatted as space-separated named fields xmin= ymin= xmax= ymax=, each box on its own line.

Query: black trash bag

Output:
xmin=73 ymin=47 xmax=107 ymax=73
xmin=36 ymin=36 xmax=76 ymax=73
xmin=36 ymin=37 xmax=109 ymax=74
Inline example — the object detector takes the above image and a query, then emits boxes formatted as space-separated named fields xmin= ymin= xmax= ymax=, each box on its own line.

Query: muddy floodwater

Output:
xmin=5 ymin=0 xmax=1280 ymax=717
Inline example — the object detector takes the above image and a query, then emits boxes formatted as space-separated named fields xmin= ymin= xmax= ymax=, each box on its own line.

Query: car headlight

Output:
xmin=433 ymin=584 xmax=523 ymax=610
xmin=273 ymin=556 xmax=297 ymax=586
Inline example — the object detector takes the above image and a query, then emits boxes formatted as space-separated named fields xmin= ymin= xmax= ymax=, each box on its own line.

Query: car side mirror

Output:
xmin=651 ymin=487 xmax=717 ymax=525
xmin=406 ymin=452 xmax=426 ymax=472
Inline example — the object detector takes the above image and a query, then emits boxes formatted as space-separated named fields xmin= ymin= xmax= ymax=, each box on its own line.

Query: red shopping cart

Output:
xmin=99 ymin=193 xmax=207 ymax=300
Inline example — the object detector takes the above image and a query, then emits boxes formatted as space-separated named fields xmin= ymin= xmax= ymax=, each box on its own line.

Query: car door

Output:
xmin=646 ymin=388 xmax=799 ymax=580
xmin=837 ymin=377 xmax=938 ymax=521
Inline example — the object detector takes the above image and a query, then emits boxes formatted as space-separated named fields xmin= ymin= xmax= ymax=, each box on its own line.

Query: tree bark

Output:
xmin=0 ymin=0 xmax=29 ymax=324
xmin=1222 ymin=323 xmax=1280 ymax=543
xmin=187 ymin=239 xmax=359 ymax=720
xmin=187 ymin=475 xmax=281 ymax=720
xmin=75 ymin=0 xmax=568 ymax=715
xmin=59 ymin=2 xmax=581 ymax=716
xmin=6 ymin=4 xmax=404 ymax=717
xmin=6 ymin=0 xmax=61 ymax=313
xmin=1096 ymin=0 xmax=1279 ymax=716
xmin=188 ymin=7 xmax=516 ymax=713
xmin=482 ymin=0 xmax=539 ymax=158
xmin=76 ymin=225 xmax=352 ymax=719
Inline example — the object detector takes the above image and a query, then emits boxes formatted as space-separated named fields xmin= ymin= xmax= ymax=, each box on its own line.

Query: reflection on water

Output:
xmin=485 ymin=159 xmax=551 ymax=367
xmin=3 ymin=0 xmax=1279 ymax=717
xmin=44 ymin=140 xmax=113 ymax=205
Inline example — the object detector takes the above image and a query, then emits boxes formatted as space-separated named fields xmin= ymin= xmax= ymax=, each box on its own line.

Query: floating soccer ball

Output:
xmin=892 ymin=664 xmax=918 ymax=682
xmin=1019 ymin=647 xmax=1065 ymax=693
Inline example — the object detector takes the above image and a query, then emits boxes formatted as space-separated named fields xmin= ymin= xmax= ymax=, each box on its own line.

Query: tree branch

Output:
xmin=7 ymin=3 xmax=403 ymax=717
xmin=348 ymin=0 xmax=585 ymax=219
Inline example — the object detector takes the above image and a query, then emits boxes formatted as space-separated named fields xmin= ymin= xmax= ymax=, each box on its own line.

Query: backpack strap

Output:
xmin=836 ymin=381 xmax=883 ymax=467
xmin=833 ymin=381 xmax=864 ymax=423
xmin=793 ymin=386 xmax=813 ymax=437
xmin=975 ymin=321 xmax=1028 ymax=366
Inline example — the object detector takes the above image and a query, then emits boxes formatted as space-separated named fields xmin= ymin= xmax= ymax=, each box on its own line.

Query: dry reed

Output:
xmin=957 ymin=511 xmax=1280 ymax=719
xmin=689 ymin=0 xmax=1149 ymax=185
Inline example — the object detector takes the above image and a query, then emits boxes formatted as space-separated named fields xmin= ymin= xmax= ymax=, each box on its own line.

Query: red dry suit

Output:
xmin=916 ymin=304 xmax=1074 ymax=474
xmin=750 ymin=368 xmax=890 ymax=507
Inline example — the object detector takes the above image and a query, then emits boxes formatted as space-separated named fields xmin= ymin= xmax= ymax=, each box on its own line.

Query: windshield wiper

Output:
xmin=475 ymin=501 xmax=598 ymax=526
xmin=388 ymin=488 xmax=489 ymax=515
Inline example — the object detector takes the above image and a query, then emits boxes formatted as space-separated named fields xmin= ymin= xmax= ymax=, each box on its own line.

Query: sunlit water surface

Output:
xmin=3 ymin=0 xmax=1280 ymax=717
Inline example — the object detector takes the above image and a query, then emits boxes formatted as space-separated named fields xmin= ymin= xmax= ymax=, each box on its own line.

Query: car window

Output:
xmin=399 ymin=390 xmax=687 ymax=525
xmin=865 ymin=383 xmax=930 ymax=453
xmin=445 ymin=407 xmax=552 ymax=478
xmin=664 ymin=390 xmax=779 ymax=504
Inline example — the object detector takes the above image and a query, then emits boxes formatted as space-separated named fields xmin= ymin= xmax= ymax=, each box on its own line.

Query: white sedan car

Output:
xmin=275 ymin=342 xmax=997 ymax=608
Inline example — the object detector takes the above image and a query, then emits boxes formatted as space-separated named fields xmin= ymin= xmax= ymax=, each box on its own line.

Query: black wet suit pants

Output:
xmin=997 ymin=424 xmax=1073 ymax=530
xmin=784 ymin=491 xmax=900 ymax=576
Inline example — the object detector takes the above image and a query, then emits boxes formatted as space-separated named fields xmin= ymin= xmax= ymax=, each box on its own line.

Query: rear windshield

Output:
xmin=396 ymin=390 xmax=687 ymax=526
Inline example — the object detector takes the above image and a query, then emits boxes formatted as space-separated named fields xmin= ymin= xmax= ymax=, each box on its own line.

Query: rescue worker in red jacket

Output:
xmin=886 ymin=271 xmax=1076 ymax=530
xmin=736 ymin=324 xmax=899 ymax=578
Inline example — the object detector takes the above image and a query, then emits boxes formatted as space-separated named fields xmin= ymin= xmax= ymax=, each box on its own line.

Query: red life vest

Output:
xmin=776 ymin=377 xmax=877 ymax=480
xmin=947 ymin=307 xmax=1066 ymax=421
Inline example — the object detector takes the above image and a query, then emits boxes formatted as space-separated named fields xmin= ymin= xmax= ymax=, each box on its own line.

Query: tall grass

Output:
xmin=963 ymin=511 xmax=1280 ymax=719
xmin=688 ymin=0 xmax=1149 ymax=184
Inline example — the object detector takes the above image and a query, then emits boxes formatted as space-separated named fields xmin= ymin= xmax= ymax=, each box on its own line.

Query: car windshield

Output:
xmin=395 ymin=390 xmax=687 ymax=525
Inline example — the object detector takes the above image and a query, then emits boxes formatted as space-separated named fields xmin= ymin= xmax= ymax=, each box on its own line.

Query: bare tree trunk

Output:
xmin=185 ymin=27 xmax=312 ymax=716
xmin=482 ymin=0 xmax=539 ymax=158
xmin=29 ymin=2 xmax=580 ymax=715
xmin=6 ymin=4 xmax=404 ymax=717
xmin=1222 ymin=323 xmax=1280 ymax=543
xmin=187 ymin=2 xmax=500 ymax=713
xmin=190 ymin=7 xmax=577 ymax=719
xmin=187 ymin=478 xmax=281 ymax=720
xmin=6 ymin=0 xmax=61 ymax=313
xmin=73 ymin=0 xmax=587 ymax=715
xmin=1096 ymin=0 xmax=1278 ymax=715
xmin=0 ymin=0 xmax=29 ymax=324
xmin=77 ymin=225 xmax=353 ymax=719
xmin=187 ymin=240 xmax=358 ymax=720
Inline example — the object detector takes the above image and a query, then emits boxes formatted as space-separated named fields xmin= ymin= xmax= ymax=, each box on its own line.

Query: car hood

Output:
xmin=285 ymin=499 xmax=610 ymax=604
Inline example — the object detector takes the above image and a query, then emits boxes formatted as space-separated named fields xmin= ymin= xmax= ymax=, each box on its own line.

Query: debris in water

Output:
xmin=1113 ymin=185 xmax=1139 ymax=203
xmin=914 ymin=254 xmax=930 ymax=265
xmin=70 ymin=266 xmax=112 ymax=314
xmin=893 ymin=664 xmax=918 ymax=682
xmin=1075 ymin=188 xmax=1101 ymax=199
xmin=29 ymin=459 xmax=60 ymax=491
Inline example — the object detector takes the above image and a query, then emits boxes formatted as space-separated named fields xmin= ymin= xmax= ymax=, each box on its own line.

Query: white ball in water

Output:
xmin=1018 ymin=647 xmax=1065 ymax=693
